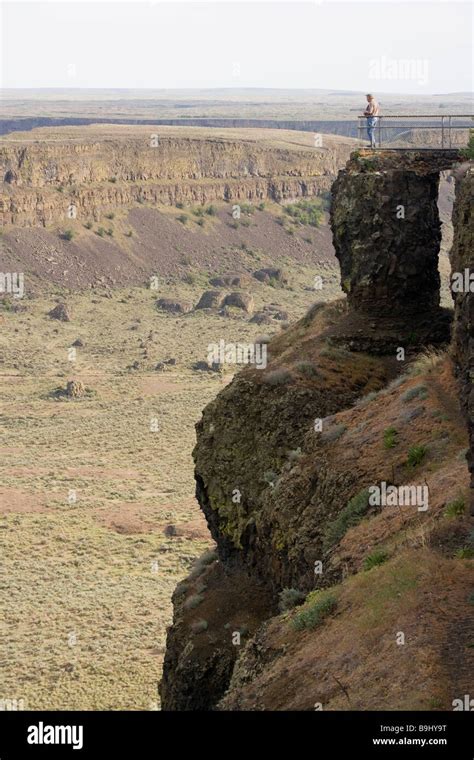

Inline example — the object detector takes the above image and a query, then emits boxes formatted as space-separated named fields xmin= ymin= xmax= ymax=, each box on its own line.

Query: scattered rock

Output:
xmin=72 ymin=338 xmax=84 ymax=347
xmin=66 ymin=380 xmax=86 ymax=398
xmin=195 ymin=290 xmax=226 ymax=310
xmin=48 ymin=303 xmax=71 ymax=322
xmin=253 ymin=267 xmax=288 ymax=285
xmin=210 ymin=273 xmax=249 ymax=288
xmin=223 ymin=292 xmax=254 ymax=313
xmin=156 ymin=298 xmax=192 ymax=314
xmin=192 ymin=360 xmax=222 ymax=373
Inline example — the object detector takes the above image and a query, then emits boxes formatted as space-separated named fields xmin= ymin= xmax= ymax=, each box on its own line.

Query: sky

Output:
xmin=1 ymin=0 xmax=472 ymax=94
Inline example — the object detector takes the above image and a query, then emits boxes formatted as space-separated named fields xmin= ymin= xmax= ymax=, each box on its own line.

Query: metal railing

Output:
xmin=357 ymin=114 xmax=473 ymax=150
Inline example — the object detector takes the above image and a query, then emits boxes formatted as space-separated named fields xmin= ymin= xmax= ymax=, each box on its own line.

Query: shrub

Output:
xmin=106 ymin=228 xmax=114 ymax=236
xmin=190 ymin=619 xmax=208 ymax=634
xmin=258 ymin=202 xmax=266 ymax=211
xmin=283 ymin=198 xmax=325 ymax=228
xmin=183 ymin=594 xmax=204 ymax=610
xmin=321 ymin=423 xmax=346 ymax=443
xmin=196 ymin=218 xmax=205 ymax=226
xmin=401 ymin=384 xmax=428 ymax=403
xmin=175 ymin=201 xmax=184 ymax=209
xmin=383 ymin=426 xmax=398 ymax=449
xmin=278 ymin=588 xmax=306 ymax=612
xmin=292 ymin=593 xmax=337 ymax=631
xmin=182 ymin=272 xmax=197 ymax=285
xmin=192 ymin=206 xmax=205 ymax=217
xmin=454 ymin=547 xmax=474 ymax=559
xmin=125 ymin=230 xmax=133 ymax=237
xmin=363 ymin=549 xmax=389 ymax=571
xmin=460 ymin=128 xmax=474 ymax=160
xmin=105 ymin=212 xmax=115 ymax=220
xmin=263 ymin=368 xmax=293 ymax=386
xmin=205 ymin=205 xmax=217 ymax=216
xmin=84 ymin=221 xmax=93 ymax=230
xmin=323 ymin=488 xmax=371 ymax=550
xmin=263 ymin=470 xmax=278 ymax=486
xmin=295 ymin=361 xmax=318 ymax=378
xmin=444 ymin=497 xmax=465 ymax=518
xmin=96 ymin=227 xmax=106 ymax=237
xmin=62 ymin=229 xmax=75 ymax=241
xmin=177 ymin=214 xmax=188 ymax=224
xmin=407 ymin=444 xmax=427 ymax=468
xmin=108 ymin=177 xmax=117 ymax=183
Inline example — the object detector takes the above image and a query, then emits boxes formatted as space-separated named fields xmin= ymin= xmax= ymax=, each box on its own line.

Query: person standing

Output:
xmin=363 ymin=94 xmax=380 ymax=148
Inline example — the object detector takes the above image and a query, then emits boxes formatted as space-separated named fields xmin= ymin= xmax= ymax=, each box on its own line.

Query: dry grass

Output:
xmin=0 ymin=266 xmax=344 ymax=710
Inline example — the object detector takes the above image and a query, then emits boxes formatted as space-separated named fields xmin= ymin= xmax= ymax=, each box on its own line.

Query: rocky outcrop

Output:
xmin=159 ymin=150 xmax=472 ymax=712
xmin=450 ymin=166 xmax=474 ymax=512
xmin=329 ymin=150 xmax=458 ymax=351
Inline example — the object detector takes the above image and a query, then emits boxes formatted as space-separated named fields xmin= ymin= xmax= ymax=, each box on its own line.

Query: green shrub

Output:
xmin=278 ymin=588 xmax=306 ymax=612
xmin=402 ymin=385 xmax=428 ymax=403
xmin=84 ymin=221 xmax=93 ymax=230
xmin=96 ymin=227 xmax=105 ymax=237
xmin=383 ymin=426 xmax=398 ymax=449
xmin=323 ymin=488 xmax=371 ymax=550
xmin=105 ymin=212 xmax=115 ymax=220
xmin=62 ymin=229 xmax=75 ymax=241
xmin=106 ymin=227 xmax=114 ymax=237
xmin=108 ymin=177 xmax=117 ymax=183
xmin=196 ymin=218 xmax=205 ymax=227
xmin=292 ymin=593 xmax=337 ymax=631
xmin=177 ymin=214 xmax=188 ymax=224
xmin=460 ymin=129 xmax=474 ymax=160
xmin=295 ymin=360 xmax=318 ymax=378
xmin=258 ymin=202 xmax=266 ymax=211
xmin=175 ymin=201 xmax=184 ymax=209
xmin=283 ymin=198 xmax=325 ymax=227
xmin=363 ymin=549 xmax=389 ymax=571
xmin=444 ymin=497 xmax=465 ymax=518
xmin=205 ymin=205 xmax=217 ymax=216
xmin=407 ymin=444 xmax=427 ymax=468
xmin=454 ymin=547 xmax=474 ymax=559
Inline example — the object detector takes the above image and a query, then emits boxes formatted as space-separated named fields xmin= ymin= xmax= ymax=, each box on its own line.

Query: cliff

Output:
xmin=0 ymin=126 xmax=355 ymax=227
xmin=159 ymin=150 xmax=473 ymax=711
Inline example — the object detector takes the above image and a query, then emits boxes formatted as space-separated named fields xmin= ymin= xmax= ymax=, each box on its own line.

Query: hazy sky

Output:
xmin=1 ymin=1 xmax=472 ymax=94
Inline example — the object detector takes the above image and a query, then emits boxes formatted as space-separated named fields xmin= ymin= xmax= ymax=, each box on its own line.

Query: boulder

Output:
xmin=48 ymin=303 xmax=71 ymax=322
xmin=253 ymin=267 xmax=288 ymax=285
xmin=156 ymin=298 xmax=192 ymax=314
xmin=223 ymin=292 xmax=254 ymax=313
xmin=195 ymin=290 xmax=226 ymax=310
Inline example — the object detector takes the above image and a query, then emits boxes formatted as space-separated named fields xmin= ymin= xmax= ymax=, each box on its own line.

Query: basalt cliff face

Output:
xmin=0 ymin=127 xmax=354 ymax=227
xmin=450 ymin=166 xmax=474 ymax=512
xmin=160 ymin=150 xmax=473 ymax=711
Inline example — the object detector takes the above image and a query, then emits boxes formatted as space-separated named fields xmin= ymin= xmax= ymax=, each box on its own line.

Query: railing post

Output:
xmin=378 ymin=116 xmax=382 ymax=148
xmin=441 ymin=116 xmax=444 ymax=148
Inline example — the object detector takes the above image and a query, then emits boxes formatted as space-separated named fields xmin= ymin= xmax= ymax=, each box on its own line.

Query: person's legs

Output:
xmin=367 ymin=117 xmax=378 ymax=148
